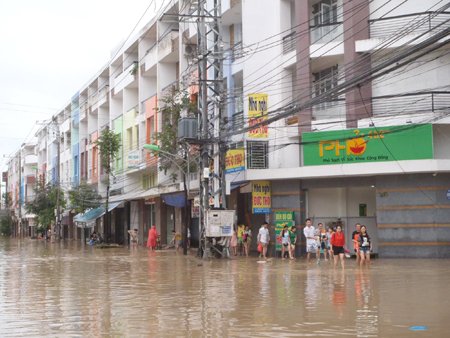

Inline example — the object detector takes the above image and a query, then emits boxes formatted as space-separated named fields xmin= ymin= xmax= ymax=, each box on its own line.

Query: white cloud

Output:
xmin=0 ymin=0 xmax=163 ymax=170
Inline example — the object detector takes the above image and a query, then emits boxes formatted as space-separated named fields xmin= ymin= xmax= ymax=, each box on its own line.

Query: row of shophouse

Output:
xmin=3 ymin=0 xmax=450 ymax=257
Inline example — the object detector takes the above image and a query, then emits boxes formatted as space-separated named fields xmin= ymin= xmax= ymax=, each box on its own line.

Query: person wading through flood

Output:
xmin=331 ymin=225 xmax=346 ymax=269
xmin=257 ymin=221 xmax=270 ymax=260
xmin=352 ymin=223 xmax=361 ymax=264
xmin=147 ymin=225 xmax=158 ymax=251
xmin=281 ymin=225 xmax=293 ymax=260
xmin=358 ymin=225 xmax=372 ymax=267
xmin=303 ymin=218 xmax=317 ymax=263
xmin=289 ymin=226 xmax=297 ymax=259
xmin=128 ymin=228 xmax=139 ymax=250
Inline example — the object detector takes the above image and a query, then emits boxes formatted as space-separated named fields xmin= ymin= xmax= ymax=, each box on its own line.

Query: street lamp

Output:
xmin=143 ymin=144 xmax=190 ymax=255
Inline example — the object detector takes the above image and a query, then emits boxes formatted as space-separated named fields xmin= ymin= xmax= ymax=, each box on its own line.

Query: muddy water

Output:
xmin=0 ymin=238 xmax=449 ymax=337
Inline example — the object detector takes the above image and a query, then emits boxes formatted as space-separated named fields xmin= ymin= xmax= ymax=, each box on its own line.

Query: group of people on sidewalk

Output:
xmin=252 ymin=218 xmax=373 ymax=268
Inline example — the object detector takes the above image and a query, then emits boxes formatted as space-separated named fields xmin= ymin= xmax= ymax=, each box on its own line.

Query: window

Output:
xmin=313 ymin=65 xmax=338 ymax=95
xmin=313 ymin=65 xmax=339 ymax=110
xmin=246 ymin=141 xmax=268 ymax=169
xmin=312 ymin=0 xmax=338 ymax=26
xmin=143 ymin=172 xmax=157 ymax=189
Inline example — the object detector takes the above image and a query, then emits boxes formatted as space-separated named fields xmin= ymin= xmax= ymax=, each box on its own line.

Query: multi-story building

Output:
xmin=230 ymin=0 xmax=450 ymax=257
xmin=6 ymin=0 xmax=450 ymax=257
xmin=5 ymin=141 xmax=38 ymax=237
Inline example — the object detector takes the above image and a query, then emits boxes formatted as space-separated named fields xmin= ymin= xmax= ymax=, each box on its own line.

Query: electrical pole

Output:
xmin=18 ymin=150 xmax=22 ymax=238
xmin=197 ymin=0 xmax=225 ymax=258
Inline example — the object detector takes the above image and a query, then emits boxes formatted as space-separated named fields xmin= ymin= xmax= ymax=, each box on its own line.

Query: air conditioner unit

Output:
xmin=177 ymin=117 xmax=198 ymax=140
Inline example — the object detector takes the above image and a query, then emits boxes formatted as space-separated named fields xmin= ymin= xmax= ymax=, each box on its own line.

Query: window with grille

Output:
xmin=246 ymin=141 xmax=268 ymax=169
xmin=313 ymin=65 xmax=339 ymax=110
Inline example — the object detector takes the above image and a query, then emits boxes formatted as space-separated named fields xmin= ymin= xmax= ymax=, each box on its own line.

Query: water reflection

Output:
xmin=0 ymin=239 xmax=449 ymax=336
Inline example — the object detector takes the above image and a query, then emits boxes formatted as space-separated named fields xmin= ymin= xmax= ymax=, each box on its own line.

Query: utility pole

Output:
xmin=18 ymin=150 xmax=22 ymax=238
xmin=197 ymin=0 xmax=225 ymax=258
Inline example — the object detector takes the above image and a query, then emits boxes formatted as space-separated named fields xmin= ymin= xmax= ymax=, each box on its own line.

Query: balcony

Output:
xmin=158 ymin=29 xmax=179 ymax=62
xmin=372 ymin=91 xmax=450 ymax=116
xmin=113 ymin=62 xmax=138 ymax=95
xmin=312 ymin=99 xmax=346 ymax=121
xmin=358 ymin=12 xmax=450 ymax=52
xmin=369 ymin=12 xmax=450 ymax=39
xmin=143 ymin=44 xmax=157 ymax=73
xmin=80 ymin=100 xmax=88 ymax=121
xmin=282 ymin=31 xmax=296 ymax=54
xmin=24 ymin=154 xmax=37 ymax=165
xmin=97 ymin=84 xmax=109 ymax=108
xmin=310 ymin=22 xmax=343 ymax=44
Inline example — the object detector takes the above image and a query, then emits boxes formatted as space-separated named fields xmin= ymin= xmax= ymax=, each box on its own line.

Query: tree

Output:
xmin=2 ymin=192 xmax=11 ymax=209
xmin=0 ymin=215 xmax=13 ymax=236
xmin=156 ymin=86 xmax=197 ymax=179
xmin=95 ymin=128 xmax=121 ymax=242
xmin=25 ymin=181 xmax=65 ymax=235
xmin=68 ymin=181 xmax=101 ymax=214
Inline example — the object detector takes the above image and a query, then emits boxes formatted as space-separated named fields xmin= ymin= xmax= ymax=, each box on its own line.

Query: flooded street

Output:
xmin=0 ymin=238 xmax=449 ymax=337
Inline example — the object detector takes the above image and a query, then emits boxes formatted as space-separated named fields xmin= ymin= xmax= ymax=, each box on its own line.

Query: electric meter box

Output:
xmin=205 ymin=210 xmax=236 ymax=237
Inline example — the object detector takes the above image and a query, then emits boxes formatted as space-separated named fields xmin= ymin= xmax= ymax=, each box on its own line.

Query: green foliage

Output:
xmin=156 ymin=87 xmax=197 ymax=176
xmin=0 ymin=215 xmax=12 ymax=236
xmin=95 ymin=128 xmax=121 ymax=183
xmin=2 ymin=192 xmax=11 ymax=208
xmin=25 ymin=181 xmax=65 ymax=231
xmin=68 ymin=181 xmax=102 ymax=214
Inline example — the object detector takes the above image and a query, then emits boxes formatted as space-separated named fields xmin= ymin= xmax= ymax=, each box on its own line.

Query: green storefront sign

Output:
xmin=274 ymin=211 xmax=295 ymax=252
xmin=303 ymin=124 xmax=433 ymax=166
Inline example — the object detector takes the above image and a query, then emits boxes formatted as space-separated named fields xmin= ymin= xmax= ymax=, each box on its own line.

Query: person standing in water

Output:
xmin=331 ymin=225 xmax=345 ymax=269
xmin=257 ymin=221 xmax=270 ymax=260
xmin=147 ymin=225 xmax=158 ymax=251
xmin=128 ymin=228 xmax=139 ymax=249
xmin=358 ymin=225 xmax=372 ymax=267
xmin=303 ymin=218 xmax=317 ymax=263
xmin=281 ymin=225 xmax=292 ymax=260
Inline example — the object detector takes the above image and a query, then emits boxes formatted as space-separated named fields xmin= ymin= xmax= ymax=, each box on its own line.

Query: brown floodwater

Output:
xmin=0 ymin=238 xmax=449 ymax=337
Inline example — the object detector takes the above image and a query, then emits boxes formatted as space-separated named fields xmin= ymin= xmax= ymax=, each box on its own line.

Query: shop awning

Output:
xmin=73 ymin=201 xmax=122 ymax=228
xmin=230 ymin=180 xmax=249 ymax=191
xmin=162 ymin=192 xmax=186 ymax=208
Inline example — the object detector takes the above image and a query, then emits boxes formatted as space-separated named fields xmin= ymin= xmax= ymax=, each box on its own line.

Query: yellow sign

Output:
xmin=248 ymin=93 xmax=268 ymax=138
xmin=225 ymin=148 xmax=245 ymax=173
xmin=252 ymin=181 xmax=271 ymax=214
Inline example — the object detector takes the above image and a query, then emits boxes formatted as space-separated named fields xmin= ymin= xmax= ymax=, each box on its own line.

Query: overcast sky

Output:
xmin=0 ymin=0 xmax=164 ymax=171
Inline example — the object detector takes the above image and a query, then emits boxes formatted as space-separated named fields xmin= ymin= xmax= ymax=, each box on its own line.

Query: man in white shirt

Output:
xmin=303 ymin=218 xmax=317 ymax=262
xmin=257 ymin=221 xmax=270 ymax=259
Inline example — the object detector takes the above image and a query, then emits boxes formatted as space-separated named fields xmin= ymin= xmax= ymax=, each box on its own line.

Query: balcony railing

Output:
xmin=310 ymin=91 xmax=450 ymax=120
xmin=371 ymin=91 xmax=450 ymax=116
xmin=369 ymin=12 xmax=450 ymax=39
xmin=310 ymin=22 xmax=343 ymax=44
xmin=312 ymin=98 xmax=345 ymax=120
xmin=158 ymin=29 xmax=179 ymax=60
xmin=282 ymin=31 xmax=296 ymax=54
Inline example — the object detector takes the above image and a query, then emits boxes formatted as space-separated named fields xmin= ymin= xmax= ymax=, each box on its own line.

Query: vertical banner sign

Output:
xmin=225 ymin=148 xmax=245 ymax=173
xmin=252 ymin=181 xmax=271 ymax=214
xmin=274 ymin=211 xmax=295 ymax=251
xmin=248 ymin=93 xmax=268 ymax=138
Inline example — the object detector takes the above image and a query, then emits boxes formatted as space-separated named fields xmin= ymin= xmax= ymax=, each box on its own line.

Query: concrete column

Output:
xmin=343 ymin=0 xmax=372 ymax=128
xmin=295 ymin=0 xmax=313 ymax=134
